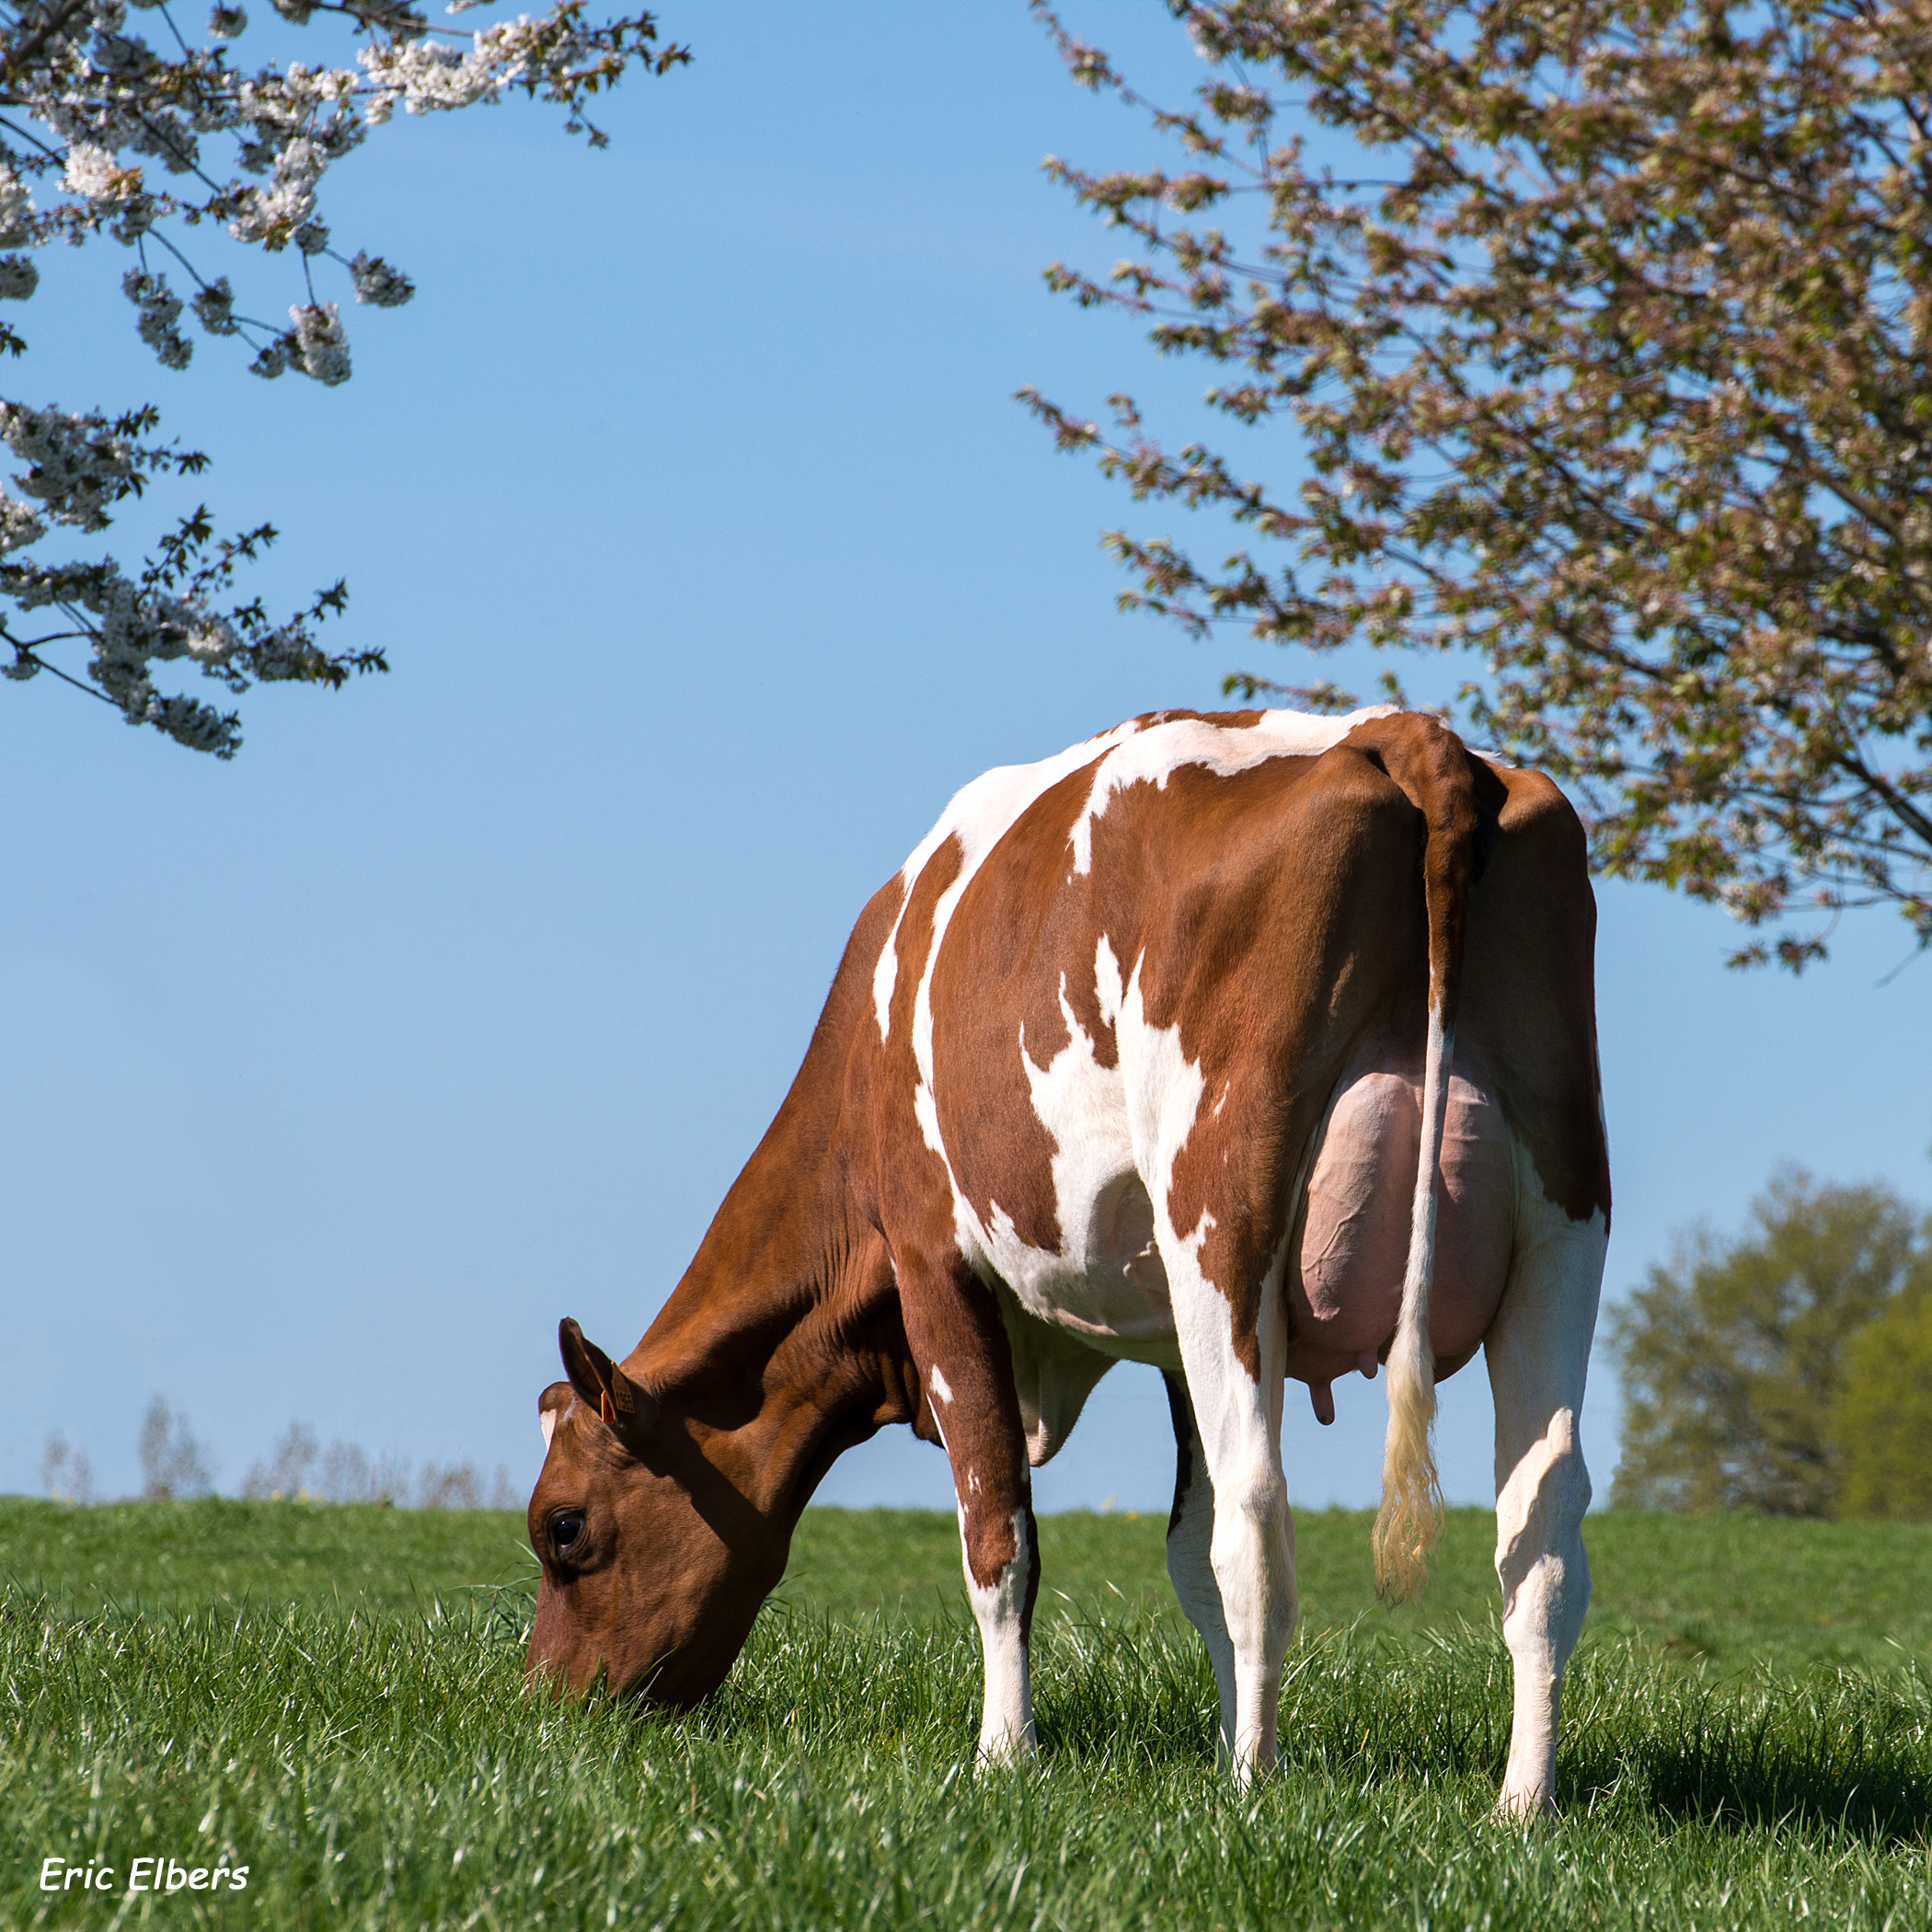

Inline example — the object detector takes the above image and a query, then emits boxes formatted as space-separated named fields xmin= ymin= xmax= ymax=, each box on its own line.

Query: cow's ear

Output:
xmin=538 ymin=1381 xmax=573 ymax=1450
xmin=558 ymin=1317 xmax=659 ymax=1443
xmin=558 ymin=1316 xmax=619 ymax=1409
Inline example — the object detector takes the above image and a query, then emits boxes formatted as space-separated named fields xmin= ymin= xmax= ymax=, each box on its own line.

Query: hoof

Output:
xmin=1496 ymin=1786 xmax=1557 ymax=1823
xmin=975 ymin=1729 xmax=1039 ymax=1770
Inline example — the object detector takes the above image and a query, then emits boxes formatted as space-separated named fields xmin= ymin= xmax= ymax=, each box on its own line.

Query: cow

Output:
xmin=527 ymin=706 xmax=1609 ymax=1816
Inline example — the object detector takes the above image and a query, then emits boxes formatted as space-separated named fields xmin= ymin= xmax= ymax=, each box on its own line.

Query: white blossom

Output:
xmin=142 ymin=693 xmax=239 ymax=752
xmin=123 ymin=269 xmax=193 ymax=369
xmin=226 ymin=132 xmax=331 ymax=247
xmin=249 ymin=625 xmax=326 ymax=679
xmin=63 ymin=145 xmax=141 ymax=206
xmin=290 ymin=301 xmax=350 ymax=384
xmin=191 ymin=276 xmax=239 ymax=335
xmin=94 ymin=32 xmax=154 ymax=74
xmin=209 ymin=5 xmax=248 ymax=37
xmin=0 ymin=403 xmax=137 ymax=532
xmin=348 ymin=250 xmax=414 ymax=306
xmin=248 ymin=333 xmax=293 ymax=378
xmin=0 ymin=491 xmax=46 ymax=554
xmin=109 ymin=194 xmax=159 ymax=244
xmin=24 ymin=559 xmax=244 ymax=751
xmin=228 ymin=179 xmax=315 ymax=246
xmin=0 ymin=169 xmax=35 ymax=247
xmin=361 ymin=32 xmax=512 ymax=115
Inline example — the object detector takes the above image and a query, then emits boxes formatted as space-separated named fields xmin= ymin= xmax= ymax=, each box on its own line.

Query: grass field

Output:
xmin=5 ymin=1499 xmax=1930 ymax=1927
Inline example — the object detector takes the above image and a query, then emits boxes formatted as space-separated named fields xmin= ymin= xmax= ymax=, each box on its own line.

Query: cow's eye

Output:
xmin=548 ymin=1509 xmax=586 ymax=1558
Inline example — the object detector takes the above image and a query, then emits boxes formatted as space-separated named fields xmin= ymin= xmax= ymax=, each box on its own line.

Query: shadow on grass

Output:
xmin=1565 ymin=1690 xmax=1932 ymax=1844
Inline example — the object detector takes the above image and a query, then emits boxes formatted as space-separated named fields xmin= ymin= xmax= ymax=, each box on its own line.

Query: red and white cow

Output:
xmin=528 ymin=707 xmax=1609 ymax=1815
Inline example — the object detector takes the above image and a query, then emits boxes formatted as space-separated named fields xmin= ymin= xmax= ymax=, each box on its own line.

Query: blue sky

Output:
xmin=3 ymin=0 xmax=1927 ymax=1521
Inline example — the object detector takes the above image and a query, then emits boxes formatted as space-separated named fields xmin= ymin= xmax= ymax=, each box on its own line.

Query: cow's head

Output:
xmin=525 ymin=1317 xmax=785 ymax=1706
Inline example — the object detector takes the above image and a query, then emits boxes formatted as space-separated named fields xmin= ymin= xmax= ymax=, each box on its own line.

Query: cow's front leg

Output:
xmin=1484 ymin=1150 xmax=1606 ymax=1818
xmin=1162 ymin=1236 xmax=1295 ymax=1785
xmin=1162 ymin=1371 xmax=1237 ymax=1763
xmin=900 ymin=1252 xmax=1040 ymax=1765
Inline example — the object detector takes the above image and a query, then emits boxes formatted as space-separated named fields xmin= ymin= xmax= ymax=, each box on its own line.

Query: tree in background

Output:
xmin=1029 ymin=0 xmax=1932 ymax=969
xmin=1609 ymin=1170 xmax=1932 ymax=1514
xmin=138 ymin=1393 xmax=215 ymax=1498
xmin=1837 ymin=1279 xmax=1932 ymax=1515
xmin=0 ymin=0 xmax=685 ymax=755
xmin=242 ymin=1419 xmax=513 ymax=1505
xmin=40 ymin=1428 xmax=93 ymax=1503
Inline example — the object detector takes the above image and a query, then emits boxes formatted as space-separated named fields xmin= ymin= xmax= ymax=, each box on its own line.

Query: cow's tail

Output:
xmin=1369 ymin=719 xmax=1481 ymax=1604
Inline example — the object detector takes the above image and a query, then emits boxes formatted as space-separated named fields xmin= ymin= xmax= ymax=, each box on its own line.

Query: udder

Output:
xmin=1288 ymin=1036 xmax=1514 ymax=1415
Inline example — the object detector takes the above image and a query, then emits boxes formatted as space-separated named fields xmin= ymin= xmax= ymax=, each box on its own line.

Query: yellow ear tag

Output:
xmin=600 ymin=1390 xmax=617 ymax=1427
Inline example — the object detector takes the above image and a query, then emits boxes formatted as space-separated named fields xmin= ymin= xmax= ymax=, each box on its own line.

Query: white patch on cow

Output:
xmin=872 ymin=923 xmax=901 ymax=1042
xmin=1067 ymin=707 xmax=1389 ymax=875
xmin=1018 ymin=982 xmax=1125 ymax=1279
xmin=952 ymin=948 xmax=1204 ymax=1360
xmin=1094 ymin=931 xmax=1124 ymax=1023
xmin=963 ymin=1507 xmax=1037 ymax=1765
xmin=1115 ymin=952 xmax=1207 ymax=1258
xmin=539 ymin=1405 xmax=560 ymax=1450
xmin=930 ymin=1363 xmax=955 ymax=1407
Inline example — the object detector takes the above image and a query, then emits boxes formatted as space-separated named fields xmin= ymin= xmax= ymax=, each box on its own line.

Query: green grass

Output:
xmin=5 ymin=1499 xmax=1930 ymax=1926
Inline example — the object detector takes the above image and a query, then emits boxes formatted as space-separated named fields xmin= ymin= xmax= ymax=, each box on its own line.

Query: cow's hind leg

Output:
xmin=900 ymin=1255 xmax=1040 ymax=1765
xmin=1163 ymin=1372 xmax=1237 ymax=1763
xmin=1158 ymin=1226 xmax=1296 ymax=1784
xmin=1485 ymin=1145 xmax=1607 ymax=1818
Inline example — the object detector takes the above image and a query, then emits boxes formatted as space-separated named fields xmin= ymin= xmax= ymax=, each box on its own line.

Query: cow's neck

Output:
xmin=620 ymin=928 xmax=920 ymax=1532
xmin=627 ymin=1183 xmax=914 ymax=1525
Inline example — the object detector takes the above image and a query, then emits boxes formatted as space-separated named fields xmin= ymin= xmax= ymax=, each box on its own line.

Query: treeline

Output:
xmin=1611 ymin=1169 xmax=1932 ymax=1517
xmin=41 ymin=1399 xmax=520 ymax=1512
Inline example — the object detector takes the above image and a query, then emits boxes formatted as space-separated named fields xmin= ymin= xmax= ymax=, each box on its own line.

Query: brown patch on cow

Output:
xmin=962 ymin=1497 xmax=1021 ymax=1591
xmin=919 ymin=729 xmax=1456 ymax=1383
xmin=1459 ymin=765 xmax=1612 ymax=1228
